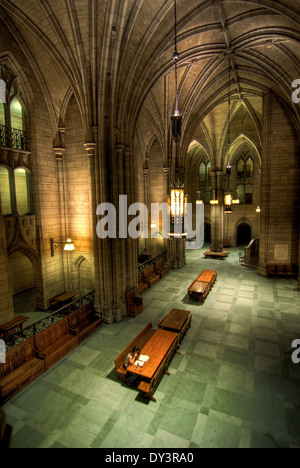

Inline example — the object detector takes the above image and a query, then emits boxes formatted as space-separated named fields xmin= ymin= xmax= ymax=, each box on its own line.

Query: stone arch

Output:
xmin=73 ymin=255 xmax=94 ymax=297
xmin=8 ymin=244 xmax=42 ymax=311
xmin=235 ymin=218 xmax=253 ymax=246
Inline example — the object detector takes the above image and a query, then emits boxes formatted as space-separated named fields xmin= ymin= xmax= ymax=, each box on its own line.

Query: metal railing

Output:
xmin=0 ymin=125 xmax=27 ymax=150
xmin=138 ymin=250 xmax=168 ymax=273
xmin=4 ymin=290 xmax=96 ymax=352
xmin=11 ymin=128 xmax=27 ymax=151
xmin=0 ymin=124 xmax=8 ymax=147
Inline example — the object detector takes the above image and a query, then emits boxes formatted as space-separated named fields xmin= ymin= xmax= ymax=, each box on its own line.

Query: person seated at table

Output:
xmin=124 ymin=346 xmax=141 ymax=386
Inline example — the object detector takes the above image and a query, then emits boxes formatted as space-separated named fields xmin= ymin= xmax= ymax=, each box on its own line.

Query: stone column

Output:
xmin=53 ymin=137 xmax=69 ymax=290
xmin=116 ymin=144 xmax=127 ymax=317
xmin=84 ymin=138 xmax=101 ymax=312
xmin=125 ymin=147 xmax=138 ymax=291
xmin=210 ymin=170 xmax=224 ymax=252
xmin=167 ymin=238 xmax=186 ymax=269
xmin=143 ymin=167 xmax=150 ymax=252
xmin=0 ymin=211 xmax=14 ymax=323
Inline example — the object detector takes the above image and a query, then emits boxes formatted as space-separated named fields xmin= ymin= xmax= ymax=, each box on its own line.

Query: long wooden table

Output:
xmin=127 ymin=328 xmax=179 ymax=402
xmin=0 ymin=316 xmax=29 ymax=340
xmin=158 ymin=309 xmax=192 ymax=344
xmin=188 ymin=270 xmax=217 ymax=302
xmin=49 ymin=291 xmax=77 ymax=309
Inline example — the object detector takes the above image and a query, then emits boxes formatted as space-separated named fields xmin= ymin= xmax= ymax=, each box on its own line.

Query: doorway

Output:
xmin=237 ymin=223 xmax=252 ymax=246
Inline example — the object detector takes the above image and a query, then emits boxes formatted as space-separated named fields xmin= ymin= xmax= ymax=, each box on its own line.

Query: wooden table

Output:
xmin=197 ymin=270 xmax=217 ymax=284
xmin=127 ymin=329 xmax=179 ymax=402
xmin=0 ymin=316 xmax=29 ymax=339
xmin=188 ymin=270 xmax=217 ymax=302
xmin=158 ymin=309 xmax=192 ymax=343
xmin=50 ymin=291 xmax=77 ymax=309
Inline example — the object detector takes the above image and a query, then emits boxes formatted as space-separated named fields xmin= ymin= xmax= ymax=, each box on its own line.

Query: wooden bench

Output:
xmin=267 ymin=264 xmax=297 ymax=279
xmin=126 ymin=288 xmax=143 ymax=318
xmin=204 ymin=250 xmax=228 ymax=259
xmin=114 ymin=322 xmax=155 ymax=379
xmin=223 ymin=239 xmax=231 ymax=248
xmin=34 ymin=317 xmax=78 ymax=370
xmin=138 ymin=272 xmax=149 ymax=295
xmin=0 ymin=337 xmax=45 ymax=405
xmin=155 ymin=258 xmax=169 ymax=279
xmin=68 ymin=303 xmax=103 ymax=344
xmin=0 ymin=316 xmax=28 ymax=340
xmin=143 ymin=265 xmax=160 ymax=288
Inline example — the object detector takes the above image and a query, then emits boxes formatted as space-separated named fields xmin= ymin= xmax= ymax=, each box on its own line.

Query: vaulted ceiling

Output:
xmin=0 ymin=0 xmax=299 ymax=159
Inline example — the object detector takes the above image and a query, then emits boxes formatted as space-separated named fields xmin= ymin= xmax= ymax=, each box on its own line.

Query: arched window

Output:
xmin=0 ymin=102 xmax=5 ymax=126
xmin=10 ymin=98 xmax=25 ymax=150
xmin=237 ymin=185 xmax=245 ymax=204
xmin=237 ymin=159 xmax=244 ymax=179
xmin=245 ymin=184 xmax=253 ymax=204
xmin=207 ymin=162 xmax=211 ymax=180
xmin=199 ymin=163 xmax=206 ymax=182
xmin=0 ymin=166 xmax=12 ymax=216
xmin=0 ymin=103 xmax=7 ymax=147
xmin=246 ymin=158 xmax=253 ymax=178
xmin=14 ymin=168 xmax=31 ymax=215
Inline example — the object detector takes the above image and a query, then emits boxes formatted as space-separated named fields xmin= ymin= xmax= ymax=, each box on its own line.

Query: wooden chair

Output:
xmin=155 ymin=258 xmax=169 ymax=279
xmin=126 ymin=288 xmax=143 ymax=317
xmin=276 ymin=264 xmax=285 ymax=278
xmin=267 ymin=264 xmax=276 ymax=278
xmin=138 ymin=272 xmax=148 ymax=295
xmin=143 ymin=265 xmax=160 ymax=287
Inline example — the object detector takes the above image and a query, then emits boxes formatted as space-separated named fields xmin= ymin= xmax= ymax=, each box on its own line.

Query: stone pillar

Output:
xmin=210 ymin=170 xmax=224 ymax=252
xmin=258 ymin=92 xmax=300 ymax=277
xmin=168 ymin=238 xmax=186 ymax=269
xmin=116 ymin=144 xmax=127 ymax=317
xmin=143 ymin=167 xmax=150 ymax=252
xmin=0 ymin=212 xmax=14 ymax=324
xmin=84 ymin=138 xmax=101 ymax=313
xmin=298 ymin=231 xmax=300 ymax=291
xmin=53 ymin=139 xmax=69 ymax=290
xmin=125 ymin=147 xmax=138 ymax=291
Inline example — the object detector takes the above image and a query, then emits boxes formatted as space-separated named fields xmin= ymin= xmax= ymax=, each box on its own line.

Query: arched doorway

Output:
xmin=237 ymin=223 xmax=252 ymax=246
xmin=74 ymin=256 xmax=95 ymax=296
xmin=8 ymin=251 xmax=35 ymax=316
xmin=204 ymin=222 xmax=211 ymax=244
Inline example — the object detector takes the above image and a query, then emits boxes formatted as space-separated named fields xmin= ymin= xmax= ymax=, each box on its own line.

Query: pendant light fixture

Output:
xmin=168 ymin=0 xmax=187 ymax=230
xmin=171 ymin=0 xmax=182 ymax=143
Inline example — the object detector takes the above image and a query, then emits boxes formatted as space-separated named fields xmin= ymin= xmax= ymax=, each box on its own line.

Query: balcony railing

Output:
xmin=0 ymin=125 xmax=27 ymax=150
xmin=4 ymin=290 xmax=96 ymax=352
xmin=11 ymin=127 xmax=27 ymax=151
xmin=0 ymin=124 xmax=8 ymax=147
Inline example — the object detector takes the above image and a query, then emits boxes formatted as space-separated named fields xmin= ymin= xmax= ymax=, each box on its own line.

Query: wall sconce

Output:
xmin=256 ymin=206 xmax=261 ymax=213
xmin=50 ymin=238 xmax=75 ymax=257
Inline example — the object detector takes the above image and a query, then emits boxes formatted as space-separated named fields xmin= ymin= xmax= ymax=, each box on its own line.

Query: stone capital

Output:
xmin=84 ymin=142 xmax=97 ymax=157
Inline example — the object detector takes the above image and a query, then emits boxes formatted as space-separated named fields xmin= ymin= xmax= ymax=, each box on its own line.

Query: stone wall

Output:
xmin=258 ymin=92 xmax=300 ymax=276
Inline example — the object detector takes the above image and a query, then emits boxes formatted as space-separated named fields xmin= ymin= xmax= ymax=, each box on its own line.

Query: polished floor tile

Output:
xmin=3 ymin=246 xmax=300 ymax=448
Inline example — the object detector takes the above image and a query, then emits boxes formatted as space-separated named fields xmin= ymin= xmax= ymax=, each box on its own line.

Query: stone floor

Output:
xmin=3 ymin=246 xmax=300 ymax=448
